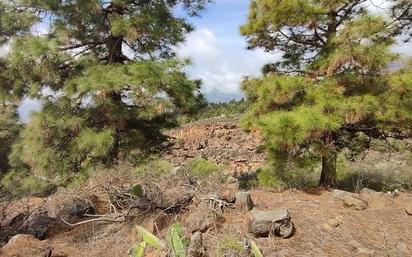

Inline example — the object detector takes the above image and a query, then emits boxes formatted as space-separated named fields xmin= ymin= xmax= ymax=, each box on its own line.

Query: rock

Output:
xmin=248 ymin=208 xmax=294 ymax=238
xmin=25 ymin=214 xmax=56 ymax=240
xmin=355 ymin=247 xmax=375 ymax=257
xmin=60 ymin=200 xmax=96 ymax=218
xmin=185 ymin=208 xmax=224 ymax=233
xmin=332 ymin=189 xmax=367 ymax=210
xmin=359 ymin=188 xmax=392 ymax=209
xmin=235 ymin=191 xmax=254 ymax=211
xmin=0 ymin=234 xmax=52 ymax=257
xmin=155 ymin=186 xmax=195 ymax=210
xmin=327 ymin=218 xmax=340 ymax=228
xmin=187 ymin=232 xmax=205 ymax=257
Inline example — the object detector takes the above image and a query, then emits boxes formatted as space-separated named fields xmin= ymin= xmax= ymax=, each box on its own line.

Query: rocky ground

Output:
xmin=1 ymin=118 xmax=412 ymax=257
xmin=1 ymin=172 xmax=412 ymax=257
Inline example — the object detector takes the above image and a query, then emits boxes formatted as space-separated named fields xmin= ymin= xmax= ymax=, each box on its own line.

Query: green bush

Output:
xmin=135 ymin=156 xmax=174 ymax=178
xmin=180 ymin=157 xmax=221 ymax=178
xmin=1 ymin=171 xmax=56 ymax=197
xmin=216 ymin=235 xmax=244 ymax=257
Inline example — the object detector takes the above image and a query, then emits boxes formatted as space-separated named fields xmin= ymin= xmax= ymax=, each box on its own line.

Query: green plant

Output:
xmin=135 ymin=157 xmax=174 ymax=178
xmin=166 ymin=223 xmax=188 ymax=257
xmin=256 ymin=168 xmax=286 ymax=191
xmin=180 ymin=157 xmax=221 ymax=178
xmin=217 ymin=235 xmax=244 ymax=257
xmin=251 ymin=240 xmax=264 ymax=257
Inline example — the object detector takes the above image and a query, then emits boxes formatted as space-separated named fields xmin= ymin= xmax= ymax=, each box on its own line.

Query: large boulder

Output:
xmin=0 ymin=234 xmax=52 ymax=257
xmin=154 ymin=186 xmax=195 ymax=210
xmin=248 ymin=208 xmax=294 ymax=238
xmin=332 ymin=189 xmax=368 ymax=210
xmin=185 ymin=208 xmax=224 ymax=233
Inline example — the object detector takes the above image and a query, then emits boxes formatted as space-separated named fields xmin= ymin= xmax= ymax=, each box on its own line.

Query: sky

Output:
xmin=17 ymin=0 xmax=412 ymax=122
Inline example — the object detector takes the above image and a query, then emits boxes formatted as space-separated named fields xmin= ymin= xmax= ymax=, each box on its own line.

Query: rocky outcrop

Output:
xmin=164 ymin=118 xmax=265 ymax=174
xmin=332 ymin=189 xmax=368 ymax=210
xmin=248 ymin=208 xmax=294 ymax=238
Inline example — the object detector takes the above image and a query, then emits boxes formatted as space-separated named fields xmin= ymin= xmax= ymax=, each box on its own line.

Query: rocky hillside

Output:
xmin=164 ymin=118 xmax=266 ymax=174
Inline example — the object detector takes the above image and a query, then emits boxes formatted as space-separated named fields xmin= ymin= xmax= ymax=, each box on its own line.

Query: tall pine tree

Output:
xmin=4 ymin=0 xmax=209 ymax=181
xmin=0 ymin=1 xmax=35 ymax=177
xmin=241 ymin=0 xmax=412 ymax=187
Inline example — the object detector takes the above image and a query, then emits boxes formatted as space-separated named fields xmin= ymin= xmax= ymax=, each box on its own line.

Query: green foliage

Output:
xmin=0 ymin=0 xmax=211 ymax=185
xmin=0 ymin=107 xmax=20 ymax=176
xmin=1 ymin=171 xmax=56 ymax=197
xmin=135 ymin=157 xmax=174 ymax=178
xmin=183 ymin=99 xmax=249 ymax=122
xmin=166 ymin=223 xmax=188 ymax=257
xmin=251 ymin=240 xmax=264 ymax=257
xmin=136 ymin=225 xmax=166 ymax=250
xmin=129 ymin=241 xmax=146 ymax=257
xmin=180 ymin=157 xmax=221 ymax=178
xmin=132 ymin=184 xmax=144 ymax=198
xmin=241 ymin=1 xmax=412 ymax=186
xmin=216 ymin=235 xmax=244 ymax=257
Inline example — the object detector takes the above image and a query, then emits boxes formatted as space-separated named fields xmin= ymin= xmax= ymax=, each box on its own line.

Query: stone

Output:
xmin=185 ymin=208 xmax=224 ymax=233
xmin=59 ymin=199 xmax=96 ymax=223
xmin=248 ymin=208 xmax=294 ymax=238
xmin=332 ymin=189 xmax=367 ymax=210
xmin=359 ymin=188 xmax=392 ymax=209
xmin=155 ymin=186 xmax=195 ymax=210
xmin=0 ymin=234 xmax=52 ymax=257
xmin=355 ymin=247 xmax=375 ymax=257
xmin=187 ymin=232 xmax=205 ymax=257
xmin=235 ymin=191 xmax=254 ymax=211
xmin=25 ymin=214 xmax=56 ymax=240
xmin=327 ymin=218 xmax=340 ymax=228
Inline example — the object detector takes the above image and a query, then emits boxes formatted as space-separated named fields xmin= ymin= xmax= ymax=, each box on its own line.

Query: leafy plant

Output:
xmin=180 ymin=157 xmax=221 ymax=178
xmin=251 ymin=240 xmax=263 ymax=257
xmin=166 ymin=223 xmax=188 ymax=257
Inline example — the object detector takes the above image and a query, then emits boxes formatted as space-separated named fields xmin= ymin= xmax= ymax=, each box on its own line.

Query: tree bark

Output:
xmin=319 ymin=150 xmax=337 ymax=187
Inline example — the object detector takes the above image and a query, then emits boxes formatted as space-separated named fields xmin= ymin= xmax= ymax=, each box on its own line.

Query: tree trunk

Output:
xmin=319 ymin=150 xmax=337 ymax=187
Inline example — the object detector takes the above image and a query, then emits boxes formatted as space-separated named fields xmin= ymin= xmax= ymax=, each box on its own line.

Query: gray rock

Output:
xmin=59 ymin=200 xmax=95 ymax=222
xmin=185 ymin=208 xmax=224 ymax=233
xmin=155 ymin=186 xmax=195 ymax=209
xmin=235 ymin=191 xmax=254 ymax=211
xmin=248 ymin=208 xmax=294 ymax=238
xmin=332 ymin=189 xmax=367 ymax=210
xmin=187 ymin=232 xmax=205 ymax=257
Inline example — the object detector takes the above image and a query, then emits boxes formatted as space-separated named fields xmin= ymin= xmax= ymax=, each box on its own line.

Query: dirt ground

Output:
xmin=3 ymin=187 xmax=409 ymax=257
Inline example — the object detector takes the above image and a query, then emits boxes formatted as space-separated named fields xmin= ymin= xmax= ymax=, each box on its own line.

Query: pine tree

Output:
xmin=0 ymin=1 xmax=35 ymax=177
xmin=241 ymin=0 xmax=412 ymax=187
xmin=3 ymin=0 xmax=209 ymax=180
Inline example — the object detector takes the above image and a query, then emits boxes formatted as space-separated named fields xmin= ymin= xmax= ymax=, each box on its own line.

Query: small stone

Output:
xmin=248 ymin=208 xmax=294 ymax=238
xmin=235 ymin=191 xmax=254 ymax=211
xmin=155 ymin=186 xmax=195 ymax=209
xmin=327 ymin=218 xmax=339 ymax=227
xmin=187 ymin=232 xmax=205 ymax=257
xmin=356 ymin=247 xmax=375 ymax=257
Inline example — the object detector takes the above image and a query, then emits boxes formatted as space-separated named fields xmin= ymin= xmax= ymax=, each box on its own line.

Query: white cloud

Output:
xmin=177 ymin=28 xmax=278 ymax=98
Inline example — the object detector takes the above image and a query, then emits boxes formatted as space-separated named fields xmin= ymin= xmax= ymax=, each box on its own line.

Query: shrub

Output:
xmin=179 ymin=157 xmax=221 ymax=178
xmin=1 ymin=171 xmax=56 ymax=197
xmin=216 ymin=235 xmax=244 ymax=257
xmin=135 ymin=156 xmax=174 ymax=178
